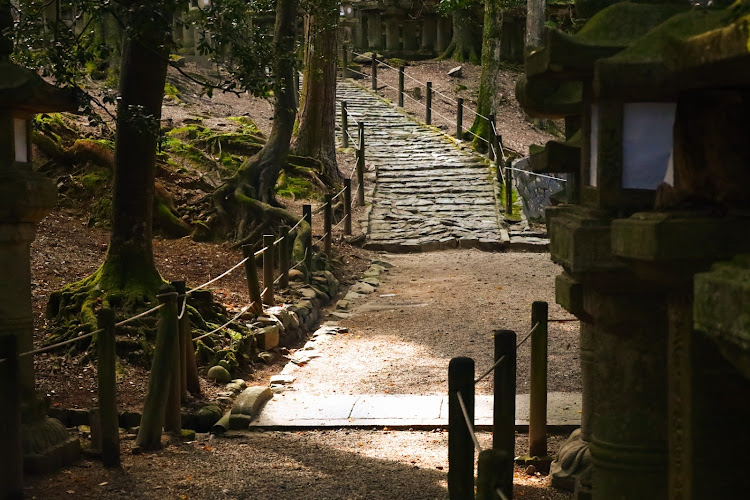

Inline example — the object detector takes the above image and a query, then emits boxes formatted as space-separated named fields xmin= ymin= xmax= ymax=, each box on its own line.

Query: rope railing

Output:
xmin=349 ymin=51 xmax=493 ymax=126
xmin=506 ymin=166 xmax=567 ymax=183
xmin=192 ymin=299 xmax=260 ymax=342
xmin=457 ymin=391 xmax=483 ymax=453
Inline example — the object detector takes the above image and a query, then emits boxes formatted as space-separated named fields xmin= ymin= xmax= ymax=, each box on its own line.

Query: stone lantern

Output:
xmin=0 ymin=2 xmax=80 ymax=476
xmin=520 ymin=1 xmax=750 ymax=499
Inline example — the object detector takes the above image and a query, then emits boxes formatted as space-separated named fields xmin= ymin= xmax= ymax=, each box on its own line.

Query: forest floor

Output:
xmin=24 ymin=59 xmax=572 ymax=499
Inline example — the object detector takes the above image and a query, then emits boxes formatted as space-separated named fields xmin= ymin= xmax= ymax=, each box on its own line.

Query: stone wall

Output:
xmin=511 ymin=157 xmax=569 ymax=221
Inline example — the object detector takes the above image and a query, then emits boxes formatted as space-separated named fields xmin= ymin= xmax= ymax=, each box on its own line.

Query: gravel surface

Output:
xmin=292 ymin=250 xmax=581 ymax=397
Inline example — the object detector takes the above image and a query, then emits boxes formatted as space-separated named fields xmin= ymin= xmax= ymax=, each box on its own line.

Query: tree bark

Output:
xmin=292 ymin=0 xmax=341 ymax=182
xmin=102 ymin=2 xmax=172 ymax=292
xmin=440 ymin=9 xmax=480 ymax=63
xmin=526 ymin=0 xmax=545 ymax=47
xmin=469 ymin=0 xmax=503 ymax=145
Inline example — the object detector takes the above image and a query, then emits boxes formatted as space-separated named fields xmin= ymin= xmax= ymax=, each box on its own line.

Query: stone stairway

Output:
xmin=337 ymin=80 xmax=508 ymax=252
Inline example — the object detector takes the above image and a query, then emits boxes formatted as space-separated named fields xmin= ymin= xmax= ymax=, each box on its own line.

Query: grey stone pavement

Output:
xmin=250 ymin=392 xmax=581 ymax=430
xmin=337 ymin=79 xmax=508 ymax=253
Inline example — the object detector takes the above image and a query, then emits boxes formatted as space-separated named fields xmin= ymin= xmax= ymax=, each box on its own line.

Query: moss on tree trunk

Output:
xmin=439 ymin=9 xmax=481 ymax=64
xmin=469 ymin=0 xmax=503 ymax=149
xmin=292 ymin=0 xmax=341 ymax=182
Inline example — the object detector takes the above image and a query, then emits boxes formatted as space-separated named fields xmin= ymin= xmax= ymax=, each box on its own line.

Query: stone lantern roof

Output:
xmin=595 ymin=6 xmax=750 ymax=100
xmin=524 ymin=2 xmax=689 ymax=81
xmin=528 ymin=131 xmax=582 ymax=174
xmin=0 ymin=60 xmax=78 ymax=114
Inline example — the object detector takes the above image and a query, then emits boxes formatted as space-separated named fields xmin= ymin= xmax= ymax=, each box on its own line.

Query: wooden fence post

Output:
xmin=303 ymin=204 xmax=313 ymax=281
xmin=426 ymin=81 xmax=432 ymax=125
xmin=137 ymin=285 xmax=179 ymax=450
xmin=0 ymin=335 xmax=22 ymax=499
xmin=448 ymin=356 xmax=475 ymax=500
xmin=456 ymin=97 xmax=463 ymax=139
xmin=357 ymin=122 xmax=365 ymax=206
xmin=488 ymin=114 xmax=496 ymax=161
xmin=164 ymin=291 xmax=182 ymax=435
xmin=279 ymin=225 xmax=290 ymax=289
xmin=494 ymin=329 xmax=517 ymax=499
xmin=476 ymin=449 xmax=513 ymax=500
xmin=371 ymin=52 xmax=377 ymax=90
xmin=344 ymin=178 xmax=352 ymax=236
xmin=341 ymin=100 xmax=349 ymax=148
xmin=530 ymin=301 xmax=549 ymax=458
xmin=505 ymin=159 xmax=514 ymax=215
xmin=242 ymin=244 xmax=264 ymax=316
xmin=172 ymin=281 xmax=188 ymax=402
xmin=398 ymin=66 xmax=404 ymax=107
xmin=96 ymin=308 xmax=120 ymax=466
xmin=262 ymin=234 xmax=275 ymax=306
xmin=341 ymin=45 xmax=348 ymax=78
xmin=324 ymin=194 xmax=333 ymax=256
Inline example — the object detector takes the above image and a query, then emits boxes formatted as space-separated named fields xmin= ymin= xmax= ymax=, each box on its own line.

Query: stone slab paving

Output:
xmin=250 ymin=392 xmax=581 ymax=430
xmin=337 ymin=80 xmax=508 ymax=252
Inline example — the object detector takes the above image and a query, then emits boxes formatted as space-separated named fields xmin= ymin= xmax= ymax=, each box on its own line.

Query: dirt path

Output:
xmin=288 ymin=250 xmax=581 ymax=397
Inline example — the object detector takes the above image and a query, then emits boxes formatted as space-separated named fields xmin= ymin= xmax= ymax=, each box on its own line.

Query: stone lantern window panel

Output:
xmin=588 ymin=103 xmax=598 ymax=188
xmin=14 ymin=117 xmax=29 ymax=164
xmin=621 ymin=102 xmax=676 ymax=190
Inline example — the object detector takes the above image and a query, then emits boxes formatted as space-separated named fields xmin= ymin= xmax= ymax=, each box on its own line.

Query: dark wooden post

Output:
xmin=164 ymin=292 xmax=182 ymax=435
xmin=357 ymin=122 xmax=365 ymax=206
xmin=505 ymin=159 xmax=514 ymax=215
xmin=279 ymin=225 xmax=290 ymax=289
xmin=303 ymin=204 xmax=313 ymax=281
xmin=530 ymin=301 xmax=549 ymax=458
xmin=323 ymin=194 xmax=333 ymax=256
xmin=342 ymin=45 xmax=348 ymax=78
xmin=448 ymin=357 xmax=475 ymax=500
xmin=494 ymin=329 xmax=517 ymax=499
xmin=242 ymin=244 xmax=264 ymax=315
xmin=172 ymin=281 xmax=188 ymax=402
xmin=344 ymin=178 xmax=352 ymax=236
xmin=476 ymin=449 xmax=512 ymax=500
xmin=456 ymin=97 xmax=464 ymax=139
xmin=96 ymin=308 xmax=120 ymax=466
xmin=0 ymin=335 xmax=22 ymax=499
xmin=137 ymin=285 xmax=179 ymax=450
xmin=398 ymin=66 xmax=404 ymax=107
xmin=341 ymin=100 xmax=349 ymax=148
xmin=426 ymin=81 xmax=432 ymax=125
xmin=371 ymin=52 xmax=377 ymax=90
xmin=182 ymin=296 xmax=201 ymax=397
xmin=262 ymin=234 xmax=275 ymax=306
xmin=488 ymin=114 xmax=496 ymax=161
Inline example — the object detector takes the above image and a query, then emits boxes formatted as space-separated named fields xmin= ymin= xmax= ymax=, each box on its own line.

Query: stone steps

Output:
xmin=337 ymin=80 xmax=507 ymax=252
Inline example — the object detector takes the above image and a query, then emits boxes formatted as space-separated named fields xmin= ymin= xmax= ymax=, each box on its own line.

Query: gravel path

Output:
xmin=287 ymin=250 xmax=581 ymax=397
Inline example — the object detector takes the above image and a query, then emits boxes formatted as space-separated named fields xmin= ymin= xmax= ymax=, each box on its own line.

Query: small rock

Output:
xmin=448 ymin=65 xmax=462 ymax=77
xmin=207 ymin=365 xmax=232 ymax=384
xmin=270 ymin=374 xmax=296 ymax=385
xmin=288 ymin=269 xmax=305 ymax=281
xmin=525 ymin=465 xmax=537 ymax=475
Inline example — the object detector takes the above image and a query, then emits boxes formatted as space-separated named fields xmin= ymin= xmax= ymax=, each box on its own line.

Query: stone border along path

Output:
xmin=337 ymin=79 xmax=509 ymax=253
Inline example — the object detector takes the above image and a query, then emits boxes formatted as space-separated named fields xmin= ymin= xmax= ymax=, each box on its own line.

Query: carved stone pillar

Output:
xmin=421 ymin=15 xmax=437 ymax=51
xmin=403 ymin=20 xmax=418 ymax=51
xmin=436 ymin=16 xmax=451 ymax=53
xmin=384 ymin=16 xmax=400 ymax=51
xmin=366 ymin=12 xmax=383 ymax=50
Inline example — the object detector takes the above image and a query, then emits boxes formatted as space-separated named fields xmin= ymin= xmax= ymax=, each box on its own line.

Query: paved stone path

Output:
xmin=250 ymin=392 xmax=581 ymax=430
xmin=337 ymin=80 xmax=508 ymax=252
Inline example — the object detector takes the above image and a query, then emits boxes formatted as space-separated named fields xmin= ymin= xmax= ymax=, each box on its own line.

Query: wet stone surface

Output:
xmin=337 ymin=80 xmax=508 ymax=252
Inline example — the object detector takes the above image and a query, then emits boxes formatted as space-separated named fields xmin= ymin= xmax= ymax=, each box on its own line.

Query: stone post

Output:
xmin=384 ymin=16 xmax=400 ymax=51
xmin=366 ymin=12 xmax=382 ymax=50
xmin=436 ymin=16 xmax=451 ymax=53
xmin=421 ymin=16 xmax=437 ymax=52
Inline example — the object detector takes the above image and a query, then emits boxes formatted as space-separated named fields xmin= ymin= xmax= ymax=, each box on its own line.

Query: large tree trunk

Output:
xmin=526 ymin=0 xmax=545 ymax=47
xmin=102 ymin=3 xmax=171 ymax=292
xmin=439 ymin=9 xmax=480 ymax=63
xmin=46 ymin=2 xmax=174 ymax=338
xmin=292 ymin=0 xmax=341 ymax=182
xmin=211 ymin=0 xmax=308 ymax=254
xmin=469 ymin=0 xmax=503 ymax=147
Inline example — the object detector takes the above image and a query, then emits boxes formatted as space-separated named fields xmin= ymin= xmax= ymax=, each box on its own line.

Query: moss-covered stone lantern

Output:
xmin=519 ymin=1 xmax=750 ymax=498
xmin=0 ymin=1 xmax=80 ymax=478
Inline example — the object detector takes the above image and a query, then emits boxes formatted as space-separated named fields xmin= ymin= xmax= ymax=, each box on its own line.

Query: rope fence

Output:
xmin=447 ymin=300 xmax=567 ymax=499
